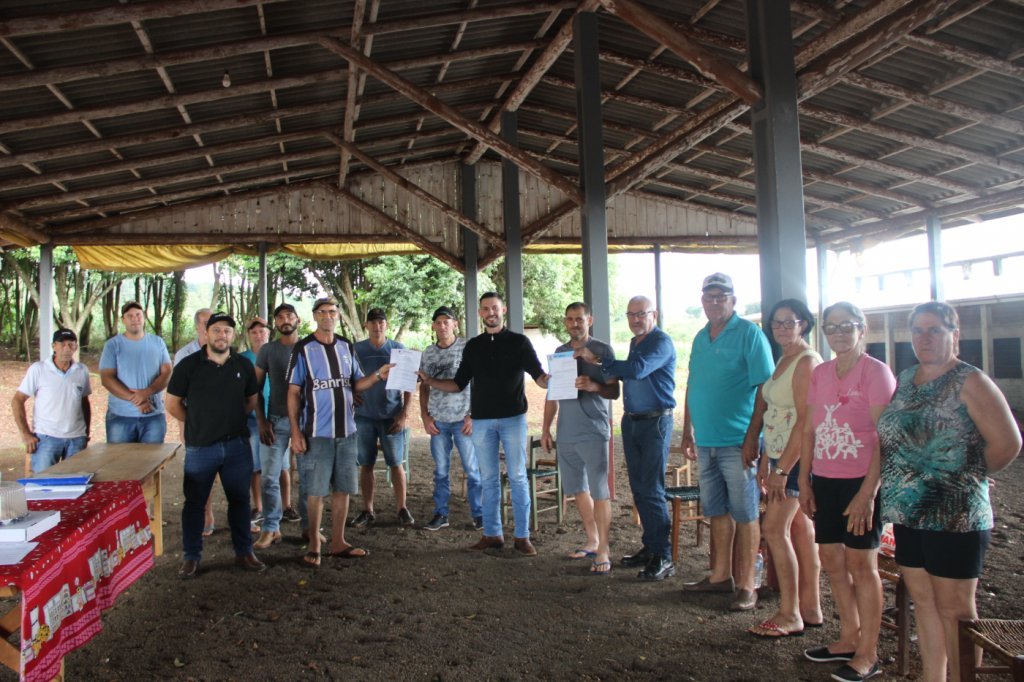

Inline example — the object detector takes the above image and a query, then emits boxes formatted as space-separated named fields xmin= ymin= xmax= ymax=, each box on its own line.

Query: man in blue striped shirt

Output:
xmin=287 ymin=297 xmax=393 ymax=568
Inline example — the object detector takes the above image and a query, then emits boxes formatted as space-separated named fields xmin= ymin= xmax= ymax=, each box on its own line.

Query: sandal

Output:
xmin=568 ymin=548 xmax=597 ymax=560
xmin=327 ymin=545 xmax=369 ymax=559
xmin=301 ymin=551 xmax=321 ymax=568
xmin=748 ymin=619 xmax=804 ymax=638
xmin=590 ymin=560 xmax=612 ymax=575
xmin=202 ymin=525 xmax=215 ymax=537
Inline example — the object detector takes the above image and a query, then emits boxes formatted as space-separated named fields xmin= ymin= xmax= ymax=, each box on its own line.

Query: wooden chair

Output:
xmin=877 ymin=554 xmax=911 ymax=677
xmin=501 ymin=436 xmax=562 ymax=531
xmin=958 ymin=619 xmax=1024 ymax=681
xmin=665 ymin=485 xmax=704 ymax=564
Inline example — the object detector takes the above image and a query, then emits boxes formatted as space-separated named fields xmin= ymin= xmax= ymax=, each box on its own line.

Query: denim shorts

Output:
xmin=557 ymin=439 xmax=610 ymax=500
xmin=697 ymin=446 xmax=760 ymax=523
xmin=769 ymin=458 xmax=802 ymax=498
xmin=300 ymin=435 xmax=358 ymax=496
xmin=354 ymin=416 xmax=406 ymax=468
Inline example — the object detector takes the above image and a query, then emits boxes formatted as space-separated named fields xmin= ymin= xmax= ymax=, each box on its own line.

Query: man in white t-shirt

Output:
xmin=13 ymin=328 xmax=92 ymax=472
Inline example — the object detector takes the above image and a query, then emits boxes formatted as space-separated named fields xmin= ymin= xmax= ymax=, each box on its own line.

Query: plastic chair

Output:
xmin=501 ymin=436 xmax=562 ymax=531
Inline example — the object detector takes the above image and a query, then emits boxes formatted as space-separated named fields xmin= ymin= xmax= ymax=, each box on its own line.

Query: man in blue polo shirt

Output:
xmin=682 ymin=273 xmax=773 ymax=611
xmin=350 ymin=308 xmax=413 ymax=528
xmin=577 ymin=295 xmax=676 ymax=581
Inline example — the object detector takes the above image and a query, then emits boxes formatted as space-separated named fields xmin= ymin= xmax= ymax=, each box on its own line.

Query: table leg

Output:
xmin=152 ymin=470 xmax=164 ymax=556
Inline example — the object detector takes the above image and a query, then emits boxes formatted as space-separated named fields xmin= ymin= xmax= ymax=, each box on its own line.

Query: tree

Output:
xmin=485 ymin=254 xmax=587 ymax=335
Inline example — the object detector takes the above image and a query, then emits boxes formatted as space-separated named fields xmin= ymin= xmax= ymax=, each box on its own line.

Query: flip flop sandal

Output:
xmin=589 ymin=560 xmax=612 ymax=575
xmin=301 ymin=551 xmax=321 ymax=568
xmin=568 ymin=548 xmax=597 ymax=560
xmin=748 ymin=619 xmax=804 ymax=638
xmin=202 ymin=525 xmax=215 ymax=537
xmin=327 ymin=546 xmax=369 ymax=559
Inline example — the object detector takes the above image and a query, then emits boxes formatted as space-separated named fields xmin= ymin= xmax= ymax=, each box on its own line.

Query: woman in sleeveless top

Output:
xmin=878 ymin=302 xmax=1020 ymax=682
xmin=743 ymin=299 xmax=823 ymax=638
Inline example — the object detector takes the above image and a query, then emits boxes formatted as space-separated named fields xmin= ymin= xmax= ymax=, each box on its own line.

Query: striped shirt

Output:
xmin=287 ymin=334 xmax=364 ymax=439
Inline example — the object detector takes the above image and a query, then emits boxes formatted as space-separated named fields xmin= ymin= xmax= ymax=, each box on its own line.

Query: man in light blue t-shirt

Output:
xmin=99 ymin=300 xmax=172 ymax=444
xmin=681 ymin=273 xmax=773 ymax=612
xmin=350 ymin=308 xmax=413 ymax=528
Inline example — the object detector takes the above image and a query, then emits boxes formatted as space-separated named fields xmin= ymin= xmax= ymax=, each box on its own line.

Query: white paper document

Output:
xmin=0 ymin=542 xmax=37 ymax=566
xmin=546 ymin=351 xmax=579 ymax=401
xmin=385 ymin=347 xmax=422 ymax=393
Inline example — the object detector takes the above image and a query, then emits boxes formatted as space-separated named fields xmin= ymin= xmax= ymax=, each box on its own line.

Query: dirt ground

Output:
xmin=0 ymin=354 xmax=1021 ymax=681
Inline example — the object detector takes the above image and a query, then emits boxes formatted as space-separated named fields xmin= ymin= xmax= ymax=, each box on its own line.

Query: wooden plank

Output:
xmin=37 ymin=442 xmax=179 ymax=483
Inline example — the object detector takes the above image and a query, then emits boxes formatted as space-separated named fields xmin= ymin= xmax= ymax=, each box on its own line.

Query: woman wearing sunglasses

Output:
xmin=799 ymin=302 xmax=896 ymax=682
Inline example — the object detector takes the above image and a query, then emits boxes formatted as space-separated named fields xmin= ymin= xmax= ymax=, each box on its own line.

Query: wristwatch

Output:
xmin=375 ymin=369 xmax=383 ymax=380
xmin=773 ymin=465 xmax=787 ymax=477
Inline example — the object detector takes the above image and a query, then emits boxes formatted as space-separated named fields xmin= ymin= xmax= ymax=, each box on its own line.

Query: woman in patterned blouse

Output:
xmin=878 ymin=302 xmax=1020 ymax=682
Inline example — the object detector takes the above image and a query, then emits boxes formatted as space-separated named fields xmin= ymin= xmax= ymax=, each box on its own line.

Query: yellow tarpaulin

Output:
xmin=74 ymin=242 xmax=422 ymax=273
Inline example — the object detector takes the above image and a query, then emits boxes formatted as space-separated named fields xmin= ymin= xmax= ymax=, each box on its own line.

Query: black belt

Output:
xmin=625 ymin=408 xmax=673 ymax=420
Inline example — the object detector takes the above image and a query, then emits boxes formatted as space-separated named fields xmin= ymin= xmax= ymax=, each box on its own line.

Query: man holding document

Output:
xmin=575 ymin=295 xmax=676 ymax=581
xmin=542 ymin=303 xmax=619 ymax=574
xmin=418 ymin=292 xmax=549 ymax=556
xmin=351 ymin=308 xmax=415 ymax=528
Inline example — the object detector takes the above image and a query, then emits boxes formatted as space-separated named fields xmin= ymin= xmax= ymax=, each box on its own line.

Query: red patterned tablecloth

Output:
xmin=0 ymin=480 xmax=154 ymax=682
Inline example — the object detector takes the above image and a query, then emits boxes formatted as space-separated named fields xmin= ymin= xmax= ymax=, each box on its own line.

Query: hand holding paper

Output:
xmin=546 ymin=351 xmax=578 ymax=401
xmin=385 ymin=348 xmax=422 ymax=393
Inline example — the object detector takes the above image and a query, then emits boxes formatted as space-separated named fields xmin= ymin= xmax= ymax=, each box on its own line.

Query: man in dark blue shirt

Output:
xmin=577 ymin=295 xmax=676 ymax=581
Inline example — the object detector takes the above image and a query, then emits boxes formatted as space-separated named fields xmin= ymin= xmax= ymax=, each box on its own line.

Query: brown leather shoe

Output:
xmin=253 ymin=530 xmax=282 ymax=549
xmin=235 ymin=553 xmax=267 ymax=574
xmin=468 ymin=535 xmax=504 ymax=551
xmin=729 ymin=588 xmax=758 ymax=611
xmin=178 ymin=559 xmax=200 ymax=580
xmin=513 ymin=538 xmax=538 ymax=557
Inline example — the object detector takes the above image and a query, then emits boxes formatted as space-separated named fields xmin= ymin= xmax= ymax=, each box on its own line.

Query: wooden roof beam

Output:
xmin=596 ymin=0 xmax=761 ymax=105
xmin=319 ymin=36 xmax=582 ymax=205
xmin=325 ymin=133 xmax=500 ymax=247
xmin=0 ymin=212 xmax=50 ymax=245
xmin=463 ymin=1 xmax=598 ymax=165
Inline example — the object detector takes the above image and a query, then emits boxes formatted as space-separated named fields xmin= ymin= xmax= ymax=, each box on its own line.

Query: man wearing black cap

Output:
xmin=254 ymin=303 xmax=306 ymax=549
xmin=350 ymin=307 xmax=414 ymax=528
xmin=13 ymin=328 xmax=93 ymax=472
xmin=167 ymin=312 xmax=265 ymax=579
xmin=419 ymin=306 xmax=483 ymax=532
xmin=99 ymin=300 xmax=172 ymax=444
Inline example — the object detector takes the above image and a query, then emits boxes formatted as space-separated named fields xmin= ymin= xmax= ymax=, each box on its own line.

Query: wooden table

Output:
xmin=35 ymin=442 xmax=180 ymax=556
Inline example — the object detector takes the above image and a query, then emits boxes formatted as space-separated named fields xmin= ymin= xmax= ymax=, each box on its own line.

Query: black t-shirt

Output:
xmin=167 ymin=347 xmax=258 ymax=446
xmin=452 ymin=328 xmax=544 ymax=420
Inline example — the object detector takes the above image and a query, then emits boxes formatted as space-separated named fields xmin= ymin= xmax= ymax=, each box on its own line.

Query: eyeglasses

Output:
xmin=911 ymin=326 xmax=954 ymax=338
xmin=823 ymin=321 xmax=862 ymax=335
xmin=625 ymin=310 xmax=654 ymax=320
xmin=770 ymin=319 xmax=803 ymax=329
xmin=701 ymin=294 xmax=730 ymax=304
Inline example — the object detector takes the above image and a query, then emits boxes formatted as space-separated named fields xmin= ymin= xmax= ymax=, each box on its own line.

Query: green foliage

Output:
xmin=485 ymin=254 xmax=594 ymax=336
xmin=363 ymin=256 xmax=468 ymax=336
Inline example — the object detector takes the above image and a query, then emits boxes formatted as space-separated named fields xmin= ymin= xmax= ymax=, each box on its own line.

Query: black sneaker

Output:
xmin=281 ymin=507 xmax=301 ymax=523
xmin=349 ymin=510 xmax=375 ymax=528
xmin=423 ymin=514 xmax=449 ymax=531
xmin=472 ymin=516 xmax=484 ymax=531
xmin=804 ymin=646 xmax=856 ymax=663
xmin=250 ymin=509 xmax=264 ymax=525
xmin=398 ymin=508 xmax=415 ymax=525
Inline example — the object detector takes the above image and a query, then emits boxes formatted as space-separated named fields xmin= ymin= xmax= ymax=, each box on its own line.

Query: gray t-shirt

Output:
xmin=256 ymin=339 xmax=296 ymax=417
xmin=554 ymin=338 xmax=615 ymax=444
xmin=420 ymin=337 xmax=471 ymax=423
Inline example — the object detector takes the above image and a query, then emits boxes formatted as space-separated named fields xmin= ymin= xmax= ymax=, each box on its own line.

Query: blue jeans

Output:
xmin=622 ymin=413 xmax=673 ymax=560
xmin=430 ymin=421 xmax=482 ymax=518
xmin=32 ymin=434 xmax=88 ymax=473
xmin=182 ymin=436 xmax=253 ymax=561
xmin=473 ymin=415 xmax=529 ymax=539
xmin=258 ymin=415 xmax=292 ymax=533
xmin=247 ymin=415 xmax=261 ymax=472
xmin=106 ymin=413 xmax=167 ymax=444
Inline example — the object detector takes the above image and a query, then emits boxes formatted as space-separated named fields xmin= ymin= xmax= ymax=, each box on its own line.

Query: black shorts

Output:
xmin=893 ymin=524 xmax=991 ymax=580
xmin=811 ymin=475 xmax=881 ymax=550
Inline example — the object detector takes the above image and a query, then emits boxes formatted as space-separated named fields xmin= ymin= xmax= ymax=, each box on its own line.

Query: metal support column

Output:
xmin=927 ymin=216 xmax=944 ymax=301
xmin=501 ymin=111 xmax=524 ymax=333
xmin=257 ymin=242 xmax=268 ymax=320
xmin=38 ymin=243 xmax=54 ymax=362
xmin=574 ymin=11 xmax=611 ymax=342
xmin=980 ymin=304 xmax=993 ymax=375
xmin=816 ymin=243 xmax=831 ymax=360
xmin=461 ymin=163 xmax=480 ymax=338
xmin=653 ymin=245 xmax=664 ymax=327
xmin=747 ymin=0 xmax=807 ymax=309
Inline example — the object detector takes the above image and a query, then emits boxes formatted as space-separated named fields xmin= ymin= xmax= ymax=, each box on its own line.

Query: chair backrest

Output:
xmin=528 ymin=436 xmax=556 ymax=469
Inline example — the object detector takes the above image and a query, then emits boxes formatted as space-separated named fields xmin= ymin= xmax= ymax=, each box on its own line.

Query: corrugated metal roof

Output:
xmin=0 ymin=0 xmax=1020 ymax=260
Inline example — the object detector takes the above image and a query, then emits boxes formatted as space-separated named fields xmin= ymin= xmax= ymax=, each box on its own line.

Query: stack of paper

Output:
xmin=0 ymin=510 xmax=61 ymax=542
xmin=18 ymin=473 xmax=93 ymax=501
